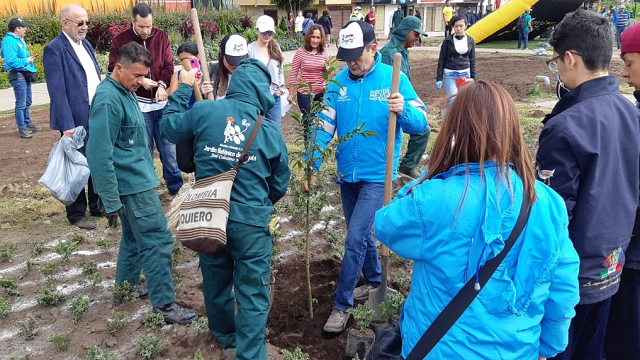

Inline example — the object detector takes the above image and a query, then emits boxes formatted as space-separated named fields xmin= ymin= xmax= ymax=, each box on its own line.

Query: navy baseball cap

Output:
xmin=337 ymin=20 xmax=376 ymax=62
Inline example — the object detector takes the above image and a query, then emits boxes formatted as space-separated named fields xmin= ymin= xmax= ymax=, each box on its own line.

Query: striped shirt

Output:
xmin=289 ymin=47 xmax=328 ymax=95
xmin=618 ymin=11 xmax=629 ymax=27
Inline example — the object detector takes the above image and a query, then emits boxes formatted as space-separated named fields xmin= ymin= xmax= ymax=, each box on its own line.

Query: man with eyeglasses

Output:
xmin=43 ymin=4 xmax=102 ymax=230
xmin=536 ymin=9 xmax=640 ymax=360
xmin=108 ymin=3 xmax=183 ymax=196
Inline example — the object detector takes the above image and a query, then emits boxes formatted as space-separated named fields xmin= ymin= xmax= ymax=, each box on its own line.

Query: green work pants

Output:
xmin=400 ymin=130 xmax=431 ymax=171
xmin=115 ymin=189 xmax=175 ymax=307
xmin=199 ymin=220 xmax=272 ymax=360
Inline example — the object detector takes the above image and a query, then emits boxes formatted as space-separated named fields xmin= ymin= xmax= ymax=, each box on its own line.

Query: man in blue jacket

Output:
xmin=1 ymin=17 xmax=42 ymax=138
xmin=44 ymin=4 xmax=102 ymax=230
xmin=605 ymin=21 xmax=640 ymax=360
xmin=536 ymin=9 xmax=640 ymax=360
xmin=306 ymin=20 xmax=428 ymax=333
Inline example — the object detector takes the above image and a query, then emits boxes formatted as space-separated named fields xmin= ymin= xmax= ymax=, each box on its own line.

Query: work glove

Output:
xmin=436 ymin=81 xmax=443 ymax=89
xmin=107 ymin=207 xmax=124 ymax=229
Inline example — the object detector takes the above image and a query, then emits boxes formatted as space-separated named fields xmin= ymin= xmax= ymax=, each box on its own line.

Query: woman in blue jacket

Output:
xmin=374 ymin=80 xmax=580 ymax=359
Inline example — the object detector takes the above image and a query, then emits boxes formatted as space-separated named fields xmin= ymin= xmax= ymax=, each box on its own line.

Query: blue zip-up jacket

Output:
xmin=1 ymin=32 xmax=36 ymax=72
xmin=536 ymin=76 xmax=640 ymax=303
xmin=374 ymin=163 xmax=580 ymax=359
xmin=628 ymin=93 xmax=640 ymax=270
xmin=315 ymin=53 xmax=428 ymax=182
xmin=613 ymin=10 xmax=631 ymax=27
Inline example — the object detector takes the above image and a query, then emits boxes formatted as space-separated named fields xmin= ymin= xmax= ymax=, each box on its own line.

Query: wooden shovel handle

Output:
xmin=381 ymin=53 xmax=403 ymax=257
xmin=191 ymin=9 xmax=214 ymax=100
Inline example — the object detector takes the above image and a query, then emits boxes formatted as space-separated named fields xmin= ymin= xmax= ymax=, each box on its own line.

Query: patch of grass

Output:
xmin=31 ymin=240 xmax=45 ymax=256
xmin=25 ymin=259 xmax=34 ymax=274
xmin=70 ymin=295 xmax=90 ymax=323
xmin=475 ymin=40 xmax=520 ymax=49
xmin=105 ymin=310 xmax=128 ymax=334
xmin=173 ymin=272 xmax=184 ymax=287
xmin=85 ymin=345 xmax=118 ymax=360
xmin=79 ymin=260 xmax=98 ymax=275
xmin=70 ymin=233 xmax=86 ymax=244
xmin=40 ymin=261 xmax=61 ymax=280
xmin=49 ymin=332 xmax=72 ymax=351
xmin=392 ymin=268 xmax=412 ymax=294
xmin=379 ymin=292 xmax=406 ymax=322
xmin=0 ymin=184 xmax=63 ymax=229
xmin=96 ymin=238 xmax=116 ymax=252
xmin=17 ymin=314 xmax=38 ymax=340
xmin=109 ymin=280 xmax=139 ymax=303
xmin=0 ymin=296 xmax=11 ymax=318
xmin=144 ymin=312 xmax=166 ymax=328
xmin=8 ymin=355 xmax=31 ymax=360
xmin=191 ymin=317 xmax=208 ymax=336
xmin=135 ymin=334 xmax=168 ymax=359
xmin=35 ymin=288 xmax=66 ymax=306
xmin=182 ymin=349 xmax=205 ymax=360
xmin=0 ymin=243 xmax=18 ymax=262
xmin=171 ymin=238 xmax=183 ymax=267
xmin=0 ymin=277 xmax=21 ymax=297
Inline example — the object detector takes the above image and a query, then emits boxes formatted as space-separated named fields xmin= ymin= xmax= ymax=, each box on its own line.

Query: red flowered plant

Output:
xmin=179 ymin=20 xmax=195 ymax=40
xmin=241 ymin=15 xmax=252 ymax=30
xmin=201 ymin=20 xmax=219 ymax=40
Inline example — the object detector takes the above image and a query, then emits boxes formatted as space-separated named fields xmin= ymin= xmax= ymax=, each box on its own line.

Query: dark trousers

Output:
xmin=445 ymin=23 xmax=452 ymax=37
xmin=605 ymin=268 xmax=640 ymax=360
xmin=296 ymin=92 xmax=323 ymax=116
xmin=60 ymin=131 xmax=101 ymax=223
xmin=400 ymin=130 xmax=431 ymax=171
xmin=550 ymin=298 xmax=611 ymax=360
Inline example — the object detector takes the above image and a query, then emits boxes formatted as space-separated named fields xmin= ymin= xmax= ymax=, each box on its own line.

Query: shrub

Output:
xmin=144 ymin=312 xmax=166 ymax=328
xmin=105 ymin=310 xmax=128 ymax=334
xmin=0 ymin=277 xmax=21 ymax=297
xmin=17 ymin=314 xmax=38 ymax=340
xmin=379 ymin=292 xmax=406 ymax=322
xmin=0 ymin=243 xmax=17 ymax=262
xmin=96 ymin=237 xmax=116 ymax=252
xmin=135 ymin=334 xmax=168 ymax=359
xmin=31 ymin=240 xmax=45 ymax=256
xmin=85 ymin=345 xmax=118 ymax=360
xmin=52 ymin=239 xmax=78 ymax=261
xmin=347 ymin=301 xmax=374 ymax=332
xmin=109 ymin=280 xmax=139 ymax=303
xmin=70 ymin=295 xmax=91 ymax=323
xmin=49 ymin=332 xmax=72 ymax=352
xmin=182 ymin=349 xmax=205 ymax=360
xmin=281 ymin=347 xmax=310 ymax=360
xmin=0 ymin=296 xmax=11 ymax=318
xmin=40 ymin=261 xmax=61 ymax=280
xmin=35 ymin=288 xmax=66 ymax=306
xmin=191 ymin=317 xmax=209 ymax=336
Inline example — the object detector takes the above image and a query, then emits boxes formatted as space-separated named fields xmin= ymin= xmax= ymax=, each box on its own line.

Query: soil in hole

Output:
xmin=268 ymin=257 xmax=354 ymax=359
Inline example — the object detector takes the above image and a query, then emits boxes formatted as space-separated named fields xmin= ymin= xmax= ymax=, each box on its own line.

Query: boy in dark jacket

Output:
xmin=108 ymin=3 xmax=183 ymax=195
xmin=604 ymin=21 xmax=640 ymax=360
xmin=536 ymin=10 xmax=640 ymax=360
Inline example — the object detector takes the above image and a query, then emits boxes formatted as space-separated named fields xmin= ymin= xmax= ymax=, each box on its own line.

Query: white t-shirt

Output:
xmin=295 ymin=15 xmax=304 ymax=32
xmin=63 ymin=32 xmax=101 ymax=104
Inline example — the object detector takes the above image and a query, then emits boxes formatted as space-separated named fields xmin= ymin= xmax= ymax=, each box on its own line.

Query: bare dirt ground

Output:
xmin=0 ymin=53 xmax=628 ymax=360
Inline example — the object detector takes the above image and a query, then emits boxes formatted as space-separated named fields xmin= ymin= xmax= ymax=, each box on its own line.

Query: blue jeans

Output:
xmin=443 ymin=70 xmax=470 ymax=116
xmin=142 ymin=107 xmax=183 ymax=195
xmin=617 ymin=26 xmax=627 ymax=49
xmin=334 ymin=181 xmax=383 ymax=311
xmin=265 ymin=94 xmax=282 ymax=125
xmin=9 ymin=75 xmax=33 ymax=131
xmin=518 ymin=29 xmax=529 ymax=49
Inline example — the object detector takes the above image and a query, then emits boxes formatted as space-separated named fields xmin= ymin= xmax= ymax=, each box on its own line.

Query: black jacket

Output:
xmin=436 ymin=34 xmax=476 ymax=81
xmin=316 ymin=15 xmax=332 ymax=34
xmin=536 ymin=76 xmax=640 ymax=302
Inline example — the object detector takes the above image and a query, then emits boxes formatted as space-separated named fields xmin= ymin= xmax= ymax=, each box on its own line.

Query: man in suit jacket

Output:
xmin=44 ymin=4 xmax=102 ymax=230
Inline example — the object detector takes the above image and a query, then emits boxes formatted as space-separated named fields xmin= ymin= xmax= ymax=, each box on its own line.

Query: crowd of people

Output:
xmin=2 ymin=3 xmax=640 ymax=360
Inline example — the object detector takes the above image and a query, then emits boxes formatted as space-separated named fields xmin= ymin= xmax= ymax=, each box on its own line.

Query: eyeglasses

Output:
xmin=260 ymin=31 xmax=275 ymax=37
xmin=65 ymin=18 xmax=90 ymax=27
xmin=546 ymin=51 xmax=582 ymax=73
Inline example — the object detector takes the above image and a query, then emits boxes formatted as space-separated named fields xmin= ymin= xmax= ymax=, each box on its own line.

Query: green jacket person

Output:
xmin=86 ymin=42 xmax=197 ymax=325
xmin=161 ymin=58 xmax=290 ymax=360
xmin=380 ymin=16 xmax=431 ymax=180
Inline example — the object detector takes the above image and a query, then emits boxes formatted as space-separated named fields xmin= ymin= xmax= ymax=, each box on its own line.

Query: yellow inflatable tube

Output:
xmin=466 ymin=0 xmax=540 ymax=43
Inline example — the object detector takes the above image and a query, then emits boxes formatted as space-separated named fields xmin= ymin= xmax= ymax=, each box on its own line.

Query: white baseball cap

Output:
xmin=223 ymin=34 xmax=249 ymax=66
xmin=337 ymin=20 xmax=376 ymax=62
xmin=256 ymin=15 xmax=275 ymax=34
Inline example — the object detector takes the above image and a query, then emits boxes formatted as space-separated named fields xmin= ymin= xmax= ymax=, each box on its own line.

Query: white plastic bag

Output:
xmin=38 ymin=126 xmax=90 ymax=206
xmin=281 ymin=88 xmax=293 ymax=115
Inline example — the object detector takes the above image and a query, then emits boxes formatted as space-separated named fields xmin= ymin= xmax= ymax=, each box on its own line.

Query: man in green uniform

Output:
xmin=381 ymin=16 xmax=430 ymax=179
xmin=86 ymin=42 xmax=197 ymax=325
xmin=161 ymin=58 xmax=290 ymax=360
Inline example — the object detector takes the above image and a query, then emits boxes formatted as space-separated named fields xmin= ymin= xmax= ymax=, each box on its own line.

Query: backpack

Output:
xmin=516 ymin=15 xmax=526 ymax=30
xmin=302 ymin=18 xmax=312 ymax=35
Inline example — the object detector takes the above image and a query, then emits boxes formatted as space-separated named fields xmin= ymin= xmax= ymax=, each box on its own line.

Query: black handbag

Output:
xmin=368 ymin=192 xmax=531 ymax=360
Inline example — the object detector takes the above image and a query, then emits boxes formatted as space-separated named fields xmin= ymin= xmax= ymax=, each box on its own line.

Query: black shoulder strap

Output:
xmin=406 ymin=192 xmax=531 ymax=360
xmin=233 ymin=115 xmax=263 ymax=171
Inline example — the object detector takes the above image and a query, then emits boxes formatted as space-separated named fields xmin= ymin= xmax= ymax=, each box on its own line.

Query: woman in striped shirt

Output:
xmin=287 ymin=24 xmax=329 ymax=116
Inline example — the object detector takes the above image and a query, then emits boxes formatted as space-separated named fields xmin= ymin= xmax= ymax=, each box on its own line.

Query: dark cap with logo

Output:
xmin=8 ymin=18 xmax=29 ymax=31
xmin=337 ymin=20 xmax=376 ymax=62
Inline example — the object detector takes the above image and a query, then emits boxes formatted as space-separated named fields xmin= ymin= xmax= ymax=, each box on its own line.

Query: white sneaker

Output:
xmin=323 ymin=309 xmax=350 ymax=333
xmin=353 ymin=284 xmax=376 ymax=301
